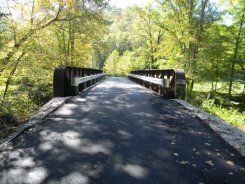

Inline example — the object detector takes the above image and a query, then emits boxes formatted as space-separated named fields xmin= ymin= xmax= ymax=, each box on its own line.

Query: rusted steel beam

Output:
xmin=53 ymin=66 xmax=106 ymax=97
xmin=128 ymin=69 xmax=186 ymax=99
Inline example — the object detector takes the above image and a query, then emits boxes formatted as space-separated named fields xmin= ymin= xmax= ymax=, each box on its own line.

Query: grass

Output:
xmin=187 ymin=81 xmax=245 ymax=131
xmin=201 ymin=99 xmax=245 ymax=131
xmin=194 ymin=81 xmax=244 ymax=94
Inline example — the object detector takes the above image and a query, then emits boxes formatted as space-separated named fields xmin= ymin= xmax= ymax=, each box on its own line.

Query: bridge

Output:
xmin=0 ymin=66 xmax=244 ymax=184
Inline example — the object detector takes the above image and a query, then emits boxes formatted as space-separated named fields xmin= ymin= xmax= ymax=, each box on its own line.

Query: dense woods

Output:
xmin=0 ymin=0 xmax=244 ymax=137
xmin=103 ymin=0 xmax=245 ymax=130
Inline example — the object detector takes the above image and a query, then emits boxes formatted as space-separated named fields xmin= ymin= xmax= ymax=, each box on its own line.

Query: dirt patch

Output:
xmin=0 ymin=116 xmax=26 ymax=140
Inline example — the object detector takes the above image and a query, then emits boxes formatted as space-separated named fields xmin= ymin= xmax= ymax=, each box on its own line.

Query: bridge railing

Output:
xmin=53 ymin=66 xmax=106 ymax=97
xmin=128 ymin=69 xmax=186 ymax=99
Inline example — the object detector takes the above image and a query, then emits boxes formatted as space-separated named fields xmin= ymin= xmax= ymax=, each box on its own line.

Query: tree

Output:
xmin=103 ymin=50 xmax=120 ymax=76
xmin=0 ymin=0 xmax=108 ymax=118
xmin=152 ymin=0 xmax=220 ymax=92
xmin=198 ymin=24 xmax=229 ymax=92
xmin=130 ymin=6 xmax=164 ymax=69
xmin=225 ymin=0 xmax=245 ymax=100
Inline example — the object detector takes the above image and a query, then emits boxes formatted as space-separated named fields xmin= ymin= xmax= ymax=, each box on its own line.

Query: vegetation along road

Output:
xmin=0 ymin=78 xmax=244 ymax=184
xmin=0 ymin=0 xmax=244 ymax=183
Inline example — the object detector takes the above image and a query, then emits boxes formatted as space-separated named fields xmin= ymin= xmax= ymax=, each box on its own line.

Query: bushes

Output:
xmin=186 ymin=82 xmax=245 ymax=131
xmin=0 ymin=74 xmax=53 ymax=140
xmin=201 ymin=99 xmax=245 ymax=131
xmin=0 ymin=78 xmax=52 ymax=120
xmin=0 ymin=93 xmax=37 ymax=120
xmin=187 ymin=87 xmax=245 ymax=131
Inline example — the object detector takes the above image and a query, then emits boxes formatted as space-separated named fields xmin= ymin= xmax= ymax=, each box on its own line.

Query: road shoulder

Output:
xmin=173 ymin=99 xmax=245 ymax=157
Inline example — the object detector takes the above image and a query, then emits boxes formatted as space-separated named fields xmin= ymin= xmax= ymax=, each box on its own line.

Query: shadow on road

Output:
xmin=0 ymin=77 xmax=244 ymax=184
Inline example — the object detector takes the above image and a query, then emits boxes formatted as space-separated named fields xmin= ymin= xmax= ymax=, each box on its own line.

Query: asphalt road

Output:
xmin=0 ymin=77 xmax=244 ymax=184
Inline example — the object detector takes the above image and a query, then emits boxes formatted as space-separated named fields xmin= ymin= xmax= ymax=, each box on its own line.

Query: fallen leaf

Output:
xmin=205 ymin=143 xmax=211 ymax=146
xmin=179 ymin=161 xmax=190 ymax=165
xmin=226 ymin=161 xmax=234 ymax=166
xmin=205 ymin=160 xmax=215 ymax=167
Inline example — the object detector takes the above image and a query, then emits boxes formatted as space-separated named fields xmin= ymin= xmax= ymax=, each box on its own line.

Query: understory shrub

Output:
xmin=0 ymin=93 xmax=37 ymax=120
xmin=201 ymin=99 xmax=245 ymax=131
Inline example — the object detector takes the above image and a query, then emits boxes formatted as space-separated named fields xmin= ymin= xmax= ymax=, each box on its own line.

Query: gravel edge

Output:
xmin=0 ymin=78 xmax=108 ymax=150
xmin=1 ymin=88 xmax=244 ymax=157
xmin=173 ymin=99 xmax=245 ymax=157
xmin=0 ymin=97 xmax=72 ymax=148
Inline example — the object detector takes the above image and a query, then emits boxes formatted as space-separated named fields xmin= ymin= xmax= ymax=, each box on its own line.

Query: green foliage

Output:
xmin=194 ymin=81 xmax=244 ymax=94
xmin=103 ymin=50 xmax=120 ymax=75
xmin=201 ymin=99 xmax=245 ymax=131
xmin=0 ymin=0 xmax=108 ymax=120
xmin=186 ymin=81 xmax=245 ymax=131
xmin=202 ymin=99 xmax=216 ymax=110
xmin=0 ymin=0 xmax=244 ymax=132
xmin=103 ymin=49 xmax=147 ymax=76
xmin=117 ymin=51 xmax=146 ymax=76
xmin=0 ymin=92 xmax=37 ymax=120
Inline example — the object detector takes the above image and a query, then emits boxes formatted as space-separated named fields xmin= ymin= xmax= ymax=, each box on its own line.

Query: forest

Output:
xmin=0 ymin=0 xmax=244 ymax=139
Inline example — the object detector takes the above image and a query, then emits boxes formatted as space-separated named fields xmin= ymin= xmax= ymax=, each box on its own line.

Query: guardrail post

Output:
xmin=174 ymin=69 xmax=186 ymax=99
xmin=71 ymin=76 xmax=79 ymax=96
xmin=53 ymin=66 xmax=68 ymax=97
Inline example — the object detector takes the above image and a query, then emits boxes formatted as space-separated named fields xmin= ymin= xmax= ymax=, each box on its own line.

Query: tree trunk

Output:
xmin=215 ymin=81 xmax=218 ymax=92
xmin=187 ymin=78 xmax=195 ymax=93
xmin=1 ymin=52 xmax=25 ymax=103
xmin=67 ymin=20 xmax=71 ymax=58
xmin=55 ymin=31 xmax=62 ymax=53
xmin=228 ymin=60 xmax=235 ymax=100
xmin=68 ymin=19 xmax=75 ymax=66
xmin=62 ymin=30 xmax=67 ymax=56
xmin=228 ymin=11 xmax=244 ymax=100
xmin=70 ymin=22 xmax=75 ymax=65
xmin=190 ymin=79 xmax=194 ymax=92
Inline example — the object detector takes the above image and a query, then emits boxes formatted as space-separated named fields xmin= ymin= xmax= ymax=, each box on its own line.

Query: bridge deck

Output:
xmin=0 ymin=77 xmax=244 ymax=184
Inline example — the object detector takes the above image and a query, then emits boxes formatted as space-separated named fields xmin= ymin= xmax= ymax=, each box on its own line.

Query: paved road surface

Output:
xmin=0 ymin=77 xmax=244 ymax=184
